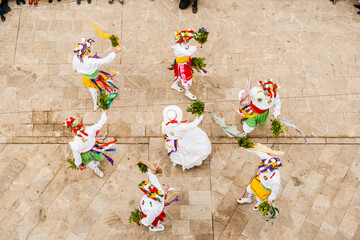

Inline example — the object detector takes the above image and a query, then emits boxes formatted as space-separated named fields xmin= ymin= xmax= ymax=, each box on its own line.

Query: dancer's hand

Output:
xmin=267 ymin=200 xmax=272 ymax=205
xmin=114 ymin=45 xmax=121 ymax=54
xmin=196 ymin=43 xmax=203 ymax=48
xmin=103 ymin=109 xmax=108 ymax=115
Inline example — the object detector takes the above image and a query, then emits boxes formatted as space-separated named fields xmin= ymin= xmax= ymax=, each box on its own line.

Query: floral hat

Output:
xmin=258 ymin=79 xmax=279 ymax=98
xmin=63 ymin=117 xmax=88 ymax=138
xmin=138 ymin=180 xmax=164 ymax=203
xmin=258 ymin=157 xmax=282 ymax=173
xmin=175 ymin=28 xmax=196 ymax=44
xmin=74 ymin=37 xmax=95 ymax=62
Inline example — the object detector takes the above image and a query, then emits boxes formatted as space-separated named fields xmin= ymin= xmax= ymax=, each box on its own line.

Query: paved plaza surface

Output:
xmin=0 ymin=0 xmax=360 ymax=239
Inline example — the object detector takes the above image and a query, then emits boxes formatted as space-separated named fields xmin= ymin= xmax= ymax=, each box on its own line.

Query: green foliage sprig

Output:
xmin=258 ymin=202 xmax=279 ymax=221
xmin=67 ymin=158 xmax=78 ymax=170
xmin=186 ymin=100 xmax=205 ymax=118
xmin=137 ymin=162 xmax=149 ymax=174
xmin=236 ymin=137 xmax=255 ymax=149
xmin=191 ymin=57 xmax=207 ymax=72
xmin=129 ymin=208 xmax=142 ymax=224
xmin=194 ymin=28 xmax=209 ymax=44
xmin=110 ymin=35 xmax=119 ymax=47
xmin=270 ymin=119 xmax=288 ymax=138
xmin=97 ymin=92 xmax=109 ymax=110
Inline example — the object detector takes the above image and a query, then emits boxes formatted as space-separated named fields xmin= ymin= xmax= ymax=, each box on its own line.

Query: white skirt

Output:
xmin=165 ymin=127 xmax=211 ymax=171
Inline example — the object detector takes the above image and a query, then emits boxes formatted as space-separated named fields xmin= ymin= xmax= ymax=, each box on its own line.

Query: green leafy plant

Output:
xmin=137 ymin=162 xmax=149 ymax=174
xmin=110 ymin=35 xmax=119 ymax=47
xmin=258 ymin=202 xmax=279 ymax=221
xmin=129 ymin=208 xmax=142 ymax=224
xmin=97 ymin=92 xmax=109 ymax=110
xmin=67 ymin=158 xmax=78 ymax=170
xmin=270 ymin=119 xmax=288 ymax=138
xmin=236 ymin=137 xmax=255 ymax=149
xmin=186 ymin=100 xmax=205 ymax=118
xmin=194 ymin=28 xmax=209 ymax=44
xmin=191 ymin=57 xmax=207 ymax=72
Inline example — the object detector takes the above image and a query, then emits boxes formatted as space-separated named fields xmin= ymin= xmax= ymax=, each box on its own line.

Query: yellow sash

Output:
xmin=175 ymin=56 xmax=190 ymax=64
xmin=240 ymin=109 xmax=258 ymax=119
xmin=250 ymin=176 xmax=271 ymax=201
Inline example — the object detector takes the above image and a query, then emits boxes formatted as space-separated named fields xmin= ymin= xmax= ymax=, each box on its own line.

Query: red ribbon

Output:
xmin=166 ymin=120 xmax=188 ymax=126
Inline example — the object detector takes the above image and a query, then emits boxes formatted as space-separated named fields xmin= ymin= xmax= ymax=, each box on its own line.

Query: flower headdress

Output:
xmin=63 ymin=117 xmax=88 ymax=138
xmin=175 ymin=28 xmax=196 ymax=44
xmin=138 ymin=180 xmax=164 ymax=203
xmin=259 ymin=79 xmax=279 ymax=98
xmin=258 ymin=157 xmax=282 ymax=173
xmin=74 ymin=37 xmax=95 ymax=62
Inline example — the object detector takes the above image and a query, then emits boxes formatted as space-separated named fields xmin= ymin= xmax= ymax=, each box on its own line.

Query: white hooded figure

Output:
xmin=138 ymin=169 xmax=166 ymax=232
xmin=238 ymin=79 xmax=281 ymax=135
xmin=65 ymin=111 xmax=110 ymax=177
xmin=237 ymin=150 xmax=282 ymax=210
xmin=72 ymin=37 xmax=121 ymax=111
xmin=170 ymin=29 xmax=203 ymax=100
xmin=161 ymin=105 xmax=211 ymax=171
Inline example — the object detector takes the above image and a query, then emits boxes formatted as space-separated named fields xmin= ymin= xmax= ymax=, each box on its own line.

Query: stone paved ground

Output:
xmin=0 ymin=0 xmax=360 ymax=239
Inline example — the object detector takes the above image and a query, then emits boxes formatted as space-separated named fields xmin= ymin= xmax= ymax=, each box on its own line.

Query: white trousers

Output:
xmin=86 ymin=160 xmax=98 ymax=170
xmin=243 ymin=122 xmax=255 ymax=134
xmin=88 ymin=88 xmax=98 ymax=108
xmin=246 ymin=185 xmax=263 ymax=204
xmin=174 ymin=76 xmax=193 ymax=90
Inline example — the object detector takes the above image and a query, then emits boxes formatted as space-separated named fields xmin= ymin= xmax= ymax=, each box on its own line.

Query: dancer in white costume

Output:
xmin=237 ymin=150 xmax=282 ymax=210
xmin=161 ymin=105 xmax=211 ymax=171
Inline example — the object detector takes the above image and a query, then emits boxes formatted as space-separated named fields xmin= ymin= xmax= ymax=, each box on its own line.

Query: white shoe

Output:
xmin=237 ymin=197 xmax=253 ymax=204
xmin=185 ymin=90 xmax=197 ymax=100
xmin=149 ymin=223 xmax=165 ymax=232
xmin=253 ymin=203 xmax=260 ymax=211
xmin=93 ymin=166 xmax=104 ymax=178
xmin=171 ymin=82 xmax=184 ymax=93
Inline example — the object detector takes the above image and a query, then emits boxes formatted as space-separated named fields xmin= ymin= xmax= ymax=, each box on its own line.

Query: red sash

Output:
xmin=249 ymin=102 xmax=268 ymax=114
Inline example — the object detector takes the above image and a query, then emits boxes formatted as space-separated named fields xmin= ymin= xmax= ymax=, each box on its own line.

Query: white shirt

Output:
xmin=69 ymin=112 xmax=107 ymax=167
xmin=239 ymin=86 xmax=281 ymax=117
xmin=161 ymin=115 xmax=204 ymax=140
xmin=72 ymin=52 xmax=116 ymax=75
xmin=172 ymin=43 xmax=197 ymax=58
xmin=139 ymin=170 xmax=165 ymax=226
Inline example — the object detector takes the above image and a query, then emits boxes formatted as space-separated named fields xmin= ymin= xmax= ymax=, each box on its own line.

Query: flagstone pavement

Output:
xmin=0 ymin=0 xmax=360 ymax=239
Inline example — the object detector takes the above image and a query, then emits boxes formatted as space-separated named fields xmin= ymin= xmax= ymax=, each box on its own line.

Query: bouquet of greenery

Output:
xmin=191 ymin=57 xmax=207 ymax=73
xmin=270 ymin=119 xmax=288 ymax=138
xmin=258 ymin=202 xmax=279 ymax=221
xmin=110 ymin=35 xmax=120 ymax=47
xmin=186 ymin=100 xmax=205 ymax=118
xmin=137 ymin=162 xmax=149 ymax=174
xmin=97 ymin=92 xmax=109 ymax=110
xmin=236 ymin=137 xmax=255 ymax=149
xmin=129 ymin=208 xmax=142 ymax=224
xmin=194 ymin=28 xmax=209 ymax=44
xmin=67 ymin=158 xmax=79 ymax=170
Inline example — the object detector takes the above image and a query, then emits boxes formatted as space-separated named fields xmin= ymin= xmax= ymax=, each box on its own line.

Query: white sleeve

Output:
xmin=272 ymin=95 xmax=281 ymax=117
xmin=268 ymin=182 xmax=281 ymax=201
xmin=73 ymin=150 xmax=82 ymax=167
xmin=88 ymin=112 xmax=107 ymax=132
xmin=178 ymin=114 xmax=204 ymax=131
xmin=90 ymin=52 xmax=116 ymax=70
xmin=245 ymin=149 xmax=272 ymax=160
xmin=147 ymin=170 xmax=163 ymax=192
xmin=186 ymin=45 xmax=197 ymax=56
xmin=238 ymin=90 xmax=245 ymax=101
